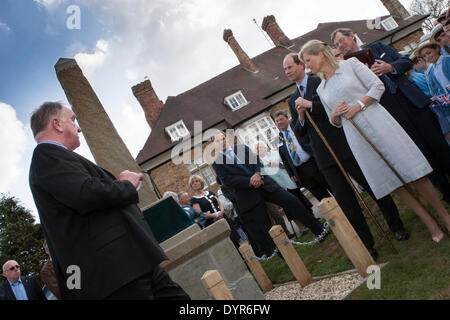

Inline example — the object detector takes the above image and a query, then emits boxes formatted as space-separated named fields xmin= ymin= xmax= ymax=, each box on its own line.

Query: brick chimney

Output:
xmin=132 ymin=79 xmax=164 ymax=129
xmin=261 ymin=15 xmax=293 ymax=48
xmin=223 ymin=29 xmax=258 ymax=72
xmin=380 ymin=0 xmax=410 ymax=19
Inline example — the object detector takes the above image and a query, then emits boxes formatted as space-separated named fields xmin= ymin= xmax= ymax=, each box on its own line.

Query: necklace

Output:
xmin=279 ymin=133 xmax=297 ymax=152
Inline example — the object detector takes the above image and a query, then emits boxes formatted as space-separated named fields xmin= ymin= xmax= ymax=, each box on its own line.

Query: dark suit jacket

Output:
xmin=1 ymin=276 xmax=46 ymax=300
xmin=29 ymin=143 xmax=167 ymax=300
xmin=288 ymin=75 xmax=356 ymax=171
xmin=212 ymin=144 xmax=281 ymax=214
xmin=367 ymin=41 xmax=430 ymax=108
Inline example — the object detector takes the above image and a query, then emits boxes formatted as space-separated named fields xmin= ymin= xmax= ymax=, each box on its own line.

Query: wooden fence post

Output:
xmin=239 ymin=241 xmax=274 ymax=293
xmin=269 ymin=225 xmax=313 ymax=287
xmin=201 ymin=270 xmax=234 ymax=300
xmin=318 ymin=197 xmax=375 ymax=277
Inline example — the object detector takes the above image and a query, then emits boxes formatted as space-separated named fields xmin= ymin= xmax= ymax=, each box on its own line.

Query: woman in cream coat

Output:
xmin=298 ymin=40 xmax=450 ymax=243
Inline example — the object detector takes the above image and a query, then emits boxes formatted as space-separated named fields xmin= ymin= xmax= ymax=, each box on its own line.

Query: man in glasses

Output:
xmin=1 ymin=260 xmax=46 ymax=300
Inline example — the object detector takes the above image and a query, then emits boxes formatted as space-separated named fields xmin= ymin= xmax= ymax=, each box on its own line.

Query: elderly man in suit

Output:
xmin=331 ymin=28 xmax=450 ymax=204
xmin=211 ymin=131 xmax=327 ymax=258
xmin=2 ymin=260 xmax=46 ymax=300
xmin=28 ymin=102 xmax=190 ymax=300
xmin=282 ymin=53 xmax=409 ymax=255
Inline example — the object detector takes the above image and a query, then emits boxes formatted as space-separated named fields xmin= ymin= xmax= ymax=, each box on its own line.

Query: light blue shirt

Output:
xmin=282 ymin=125 xmax=311 ymax=166
xmin=38 ymin=140 xmax=68 ymax=150
xmin=296 ymin=75 xmax=308 ymax=98
xmin=8 ymin=278 xmax=29 ymax=300
xmin=433 ymin=55 xmax=449 ymax=90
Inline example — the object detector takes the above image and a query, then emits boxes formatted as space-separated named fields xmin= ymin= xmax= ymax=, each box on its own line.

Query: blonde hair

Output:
xmin=189 ymin=174 xmax=205 ymax=189
xmin=299 ymin=40 xmax=339 ymax=79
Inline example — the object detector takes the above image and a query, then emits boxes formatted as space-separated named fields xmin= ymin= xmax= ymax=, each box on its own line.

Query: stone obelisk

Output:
xmin=55 ymin=58 xmax=158 ymax=208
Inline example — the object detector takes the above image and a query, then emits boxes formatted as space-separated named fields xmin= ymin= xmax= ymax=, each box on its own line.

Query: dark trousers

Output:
xmin=239 ymin=187 xmax=324 ymax=256
xmin=105 ymin=265 xmax=191 ymax=300
xmin=380 ymin=89 xmax=450 ymax=199
xmin=295 ymin=158 xmax=331 ymax=201
xmin=322 ymin=156 xmax=406 ymax=249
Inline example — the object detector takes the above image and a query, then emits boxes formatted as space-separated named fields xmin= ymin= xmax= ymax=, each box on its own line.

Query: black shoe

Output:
xmin=287 ymin=232 xmax=296 ymax=239
xmin=299 ymin=229 xmax=309 ymax=237
xmin=394 ymin=230 xmax=410 ymax=241
xmin=367 ymin=248 xmax=379 ymax=261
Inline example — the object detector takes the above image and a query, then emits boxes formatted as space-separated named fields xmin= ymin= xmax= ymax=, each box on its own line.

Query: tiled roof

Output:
xmin=135 ymin=14 xmax=427 ymax=165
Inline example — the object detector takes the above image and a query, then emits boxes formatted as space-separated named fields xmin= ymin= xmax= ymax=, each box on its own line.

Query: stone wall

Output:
xmin=160 ymin=219 xmax=265 ymax=300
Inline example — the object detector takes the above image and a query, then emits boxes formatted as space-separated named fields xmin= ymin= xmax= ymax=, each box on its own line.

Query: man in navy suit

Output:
xmin=211 ymin=131 xmax=327 ymax=257
xmin=332 ymin=28 xmax=450 ymax=204
xmin=2 ymin=260 xmax=46 ymax=300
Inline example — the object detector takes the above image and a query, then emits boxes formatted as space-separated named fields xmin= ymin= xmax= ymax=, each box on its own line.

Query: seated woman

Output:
xmin=416 ymin=40 xmax=450 ymax=144
xmin=188 ymin=175 xmax=224 ymax=228
xmin=252 ymin=141 xmax=309 ymax=236
xmin=299 ymin=40 xmax=450 ymax=243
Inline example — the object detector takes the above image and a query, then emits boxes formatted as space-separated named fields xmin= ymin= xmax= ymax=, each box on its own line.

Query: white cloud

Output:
xmin=0 ymin=22 xmax=11 ymax=32
xmin=0 ymin=102 xmax=30 ymax=192
xmin=0 ymin=102 xmax=40 ymax=222
xmin=74 ymin=39 xmax=110 ymax=79
xmin=33 ymin=0 xmax=64 ymax=9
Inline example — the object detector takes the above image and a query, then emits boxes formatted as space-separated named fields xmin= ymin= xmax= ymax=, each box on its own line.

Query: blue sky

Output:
xmin=0 ymin=0 xmax=413 ymax=222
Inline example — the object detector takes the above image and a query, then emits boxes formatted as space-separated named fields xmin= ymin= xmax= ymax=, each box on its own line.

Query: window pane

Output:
xmin=201 ymin=166 xmax=216 ymax=185
xmin=236 ymin=93 xmax=246 ymax=105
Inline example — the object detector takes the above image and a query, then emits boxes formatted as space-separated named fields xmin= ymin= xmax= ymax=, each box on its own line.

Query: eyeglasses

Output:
xmin=7 ymin=265 xmax=20 ymax=271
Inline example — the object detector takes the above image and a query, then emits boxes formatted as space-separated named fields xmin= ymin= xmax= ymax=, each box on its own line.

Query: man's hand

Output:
xmin=295 ymin=97 xmax=313 ymax=112
xmin=119 ymin=170 xmax=143 ymax=188
xmin=250 ymin=173 xmax=264 ymax=188
xmin=371 ymin=59 xmax=394 ymax=77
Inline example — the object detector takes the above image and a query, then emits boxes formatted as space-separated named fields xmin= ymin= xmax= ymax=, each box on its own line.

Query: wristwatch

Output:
xmin=357 ymin=100 xmax=367 ymax=111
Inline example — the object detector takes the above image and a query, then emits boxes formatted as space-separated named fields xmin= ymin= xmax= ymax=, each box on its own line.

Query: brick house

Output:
xmin=133 ymin=4 xmax=428 ymax=203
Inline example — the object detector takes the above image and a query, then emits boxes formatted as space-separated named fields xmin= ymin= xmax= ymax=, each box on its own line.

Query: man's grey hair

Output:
xmin=162 ymin=191 xmax=179 ymax=203
xmin=274 ymin=110 xmax=291 ymax=119
xmin=177 ymin=191 xmax=189 ymax=200
xmin=30 ymin=101 xmax=64 ymax=137
xmin=330 ymin=27 xmax=355 ymax=44
xmin=2 ymin=260 xmax=18 ymax=272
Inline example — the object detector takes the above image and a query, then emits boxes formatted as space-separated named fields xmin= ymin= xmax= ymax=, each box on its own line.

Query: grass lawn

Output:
xmin=260 ymin=193 xmax=450 ymax=299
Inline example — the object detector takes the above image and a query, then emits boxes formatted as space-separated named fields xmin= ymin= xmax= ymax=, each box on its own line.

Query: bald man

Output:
xmin=2 ymin=260 xmax=46 ymax=300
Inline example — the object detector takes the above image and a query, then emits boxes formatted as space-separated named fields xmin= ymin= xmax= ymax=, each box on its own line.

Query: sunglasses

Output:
xmin=7 ymin=265 xmax=20 ymax=271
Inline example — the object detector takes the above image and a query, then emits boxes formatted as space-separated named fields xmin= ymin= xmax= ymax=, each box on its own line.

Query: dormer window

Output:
xmin=224 ymin=91 xmax=249 ymax=111
xmin=381 ymin=17 xmax=399 ymax=31
xmin=165 ymin=120 xmax=189 ymax=142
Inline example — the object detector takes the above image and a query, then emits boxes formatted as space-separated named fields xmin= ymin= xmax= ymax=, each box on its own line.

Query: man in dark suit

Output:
xmin=28 ymin=102 xmax=190 ymax=300
xmin=2 ymin=260 xmax=46 ymax=300
xmin=274 ymin=110 xmax=331 ymax=203
xmin=211 ymin=131 xmax=327 ymax=257
xmin=332 ymin=28 xmax=450 ymax=204
xmin=282 ymin=53 xmax=410 ymax=256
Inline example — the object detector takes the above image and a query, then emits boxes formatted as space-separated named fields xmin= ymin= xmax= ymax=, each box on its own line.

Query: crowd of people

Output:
xmin=1 ymin=9 xmax=449 ymax=300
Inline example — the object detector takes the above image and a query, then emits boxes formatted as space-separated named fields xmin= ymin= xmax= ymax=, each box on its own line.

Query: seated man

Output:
xmin=177 ymin=191 xmax=207 ymax=229
xmin=212 ymin=131 xmax=328 ymax=258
